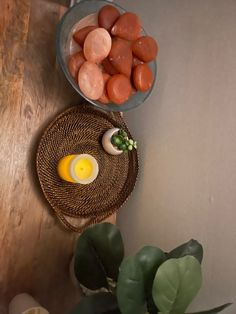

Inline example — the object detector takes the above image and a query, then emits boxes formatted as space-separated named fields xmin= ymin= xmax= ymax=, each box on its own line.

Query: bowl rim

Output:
xmin=56 ymin=0 xmax=157 ymax=112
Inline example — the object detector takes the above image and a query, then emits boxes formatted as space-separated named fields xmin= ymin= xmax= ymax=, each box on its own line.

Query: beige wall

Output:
xmin=117 ymin=0 xmax=236 ymax=312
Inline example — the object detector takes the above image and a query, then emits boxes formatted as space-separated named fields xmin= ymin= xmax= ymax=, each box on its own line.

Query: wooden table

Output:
xmin=0 ymin=1 xmax=115 ymax=313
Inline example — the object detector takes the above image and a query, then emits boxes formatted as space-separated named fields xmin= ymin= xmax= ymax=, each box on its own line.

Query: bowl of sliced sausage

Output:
xmin=56 ymin=0 xmax=158 ymax=112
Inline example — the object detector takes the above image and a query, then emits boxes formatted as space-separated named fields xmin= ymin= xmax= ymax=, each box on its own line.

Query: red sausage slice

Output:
xmin=78 ymin=61 xmax=104 ymax=100
xmin=98 ymin=5 xmax=120 ymax=31
xmin=111 ymin=12 xmax=141 ymax=41
xmin=132 ymin=56 xmax=144 ymax=68
xmin=133 ymin=63 xmax=154 ymax=92
xmin=109 ymin=38 xmax=132 ymax=77
xmin=73 ymin=26 xmax=97 ymax=47
xmin=68 ymin=51 xmax=86 ymax=78
xmin=83 ymin=28 xmax=112 ymax=63
xmin=102 ymin=58 xmax=119 ymax=76
xmin=132 ymin=36 xmax=158 ymax=62
xmin=107 ymin=74 xmax=132 ymax=105
xmin=99 ymin=73 xmax=111 ymax=104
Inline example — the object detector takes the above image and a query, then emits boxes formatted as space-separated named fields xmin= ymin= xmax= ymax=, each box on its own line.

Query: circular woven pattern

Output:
xmin=36 ymin=104 xmax=138 ymax=232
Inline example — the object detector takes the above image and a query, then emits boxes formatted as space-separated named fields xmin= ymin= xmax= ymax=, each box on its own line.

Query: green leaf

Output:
xmin=119 ymin=129 xmax=127 ymax=138
xmin=152 ymin=256 xmax=202 ymax=314
xmin=118 ymin=143 xmax=127 ymax=151
xmin=125 ymin=140 xmax=130 ymax=146
xmin=136 ymin=246 xmax=166 ymax=314
xmin=136 ymin=246 xmax=166 ymax=290
xmin=135 ymin=246 xmax=166 ymax=314
xmin=168 ymin=239 xmax=203 ymax=264
xmin=117 ymin=247 xmax=166 ymax=314
xmin=117 ymin=255 xmax=146 ymax=314
xmin=187 ymin=303 xmax=232 ymax=314
xmin=112 ymin=135 xmax=122 ymax=146
xmin=74 ymin=223 xmax=124 ymax=290
xmin=69 ymin=292 xmax=121 ymax=314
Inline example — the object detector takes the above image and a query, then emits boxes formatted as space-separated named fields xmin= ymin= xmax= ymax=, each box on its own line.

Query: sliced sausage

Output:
xmin=98 ymin=5 xmax=120 ymax=31
xmin=107 ymin=74 xmax=132 ymax=104
xmin=73 ymin=25 xmax=97 ymax=47
xmin=111 ymin=12 xmax=141 ymax=41
xmin=109 ymin=38 xmax=132 ymax=77
xmin=102 ymin=58 xmax=119 ymax=75
xmin=132 ymin=36 xmax=158 ymax=62
xmin=133 ymin=63 xmax=154 ymax=92
xmin=78 ymin=61 xmax=104 ymax=100
xmin=83 ymin=28 xmax=112 ymax=63
xmin=132 ymin=56 xmax=144 ymax=68
xmin=99 ymin=73 xmax=111 ymax=104
xmin=68 ymin=51 xmax=86 ymax=78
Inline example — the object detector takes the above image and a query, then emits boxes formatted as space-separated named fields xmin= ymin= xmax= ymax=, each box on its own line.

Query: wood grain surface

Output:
xmin=0 ymin=1 xmax=115 ymax=313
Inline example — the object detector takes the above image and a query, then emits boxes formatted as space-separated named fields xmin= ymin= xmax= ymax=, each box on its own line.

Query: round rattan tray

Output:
xmin=36 ymin=104 xmax=138 ymax=232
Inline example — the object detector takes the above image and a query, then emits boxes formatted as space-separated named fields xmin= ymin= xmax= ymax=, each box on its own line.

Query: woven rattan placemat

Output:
xmin=36 ymin=104 xmax=138 ymax=232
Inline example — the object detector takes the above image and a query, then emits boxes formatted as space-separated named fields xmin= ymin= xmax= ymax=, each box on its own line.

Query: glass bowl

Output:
xmin=56 ymin=0 xmax=157 ymax=112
